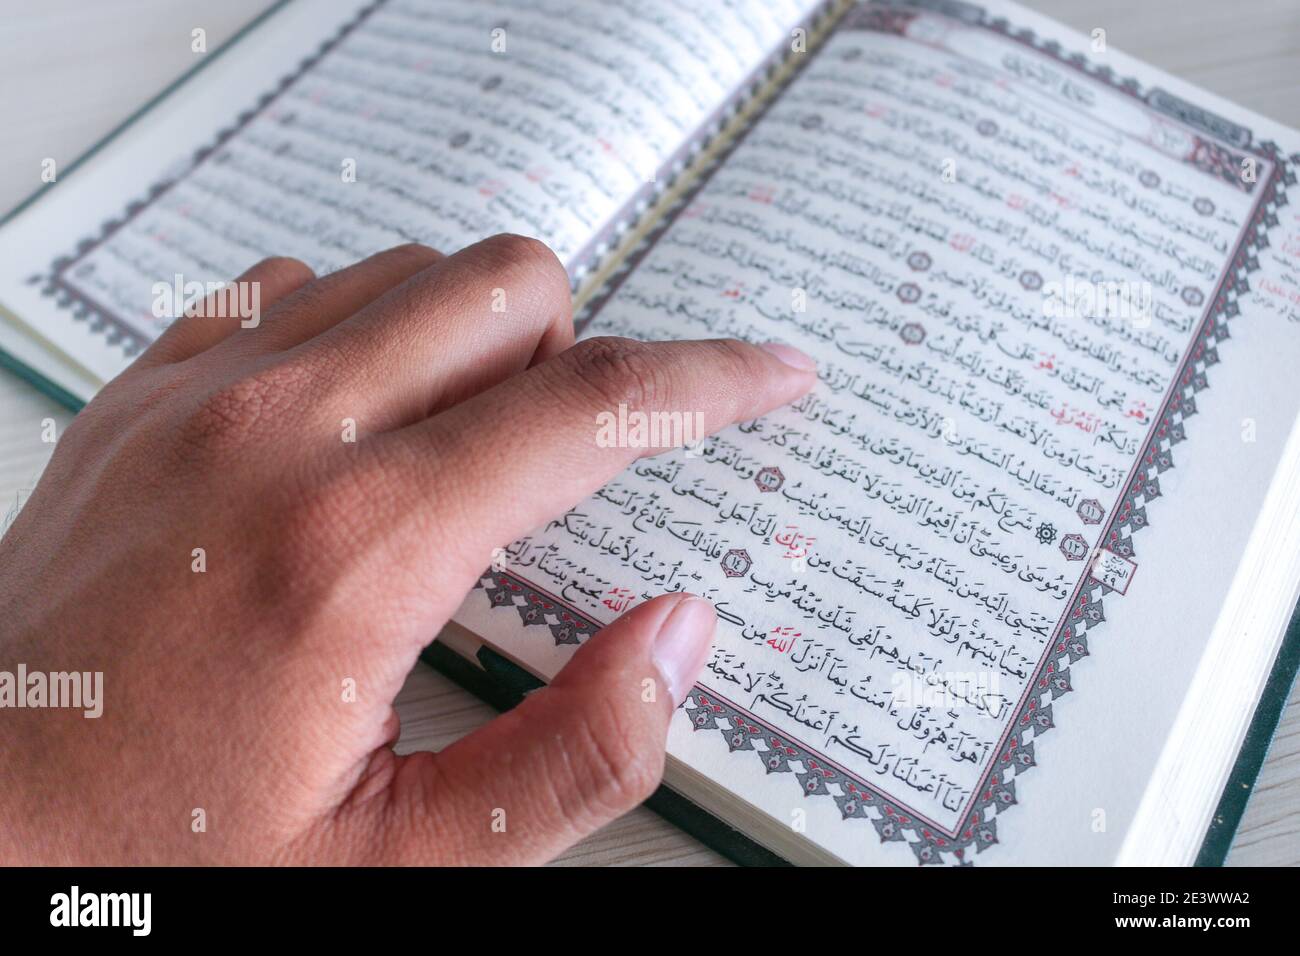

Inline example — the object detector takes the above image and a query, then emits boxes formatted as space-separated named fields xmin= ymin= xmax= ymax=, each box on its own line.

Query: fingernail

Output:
xmin=759 ymin=341 xmax=817 ymax=371
xmin=652 ymin=596 xmax=717 ymax=706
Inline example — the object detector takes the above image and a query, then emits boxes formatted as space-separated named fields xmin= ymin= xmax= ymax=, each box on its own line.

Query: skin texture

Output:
xmin=0 ymin=235 xmax=816 ymax=865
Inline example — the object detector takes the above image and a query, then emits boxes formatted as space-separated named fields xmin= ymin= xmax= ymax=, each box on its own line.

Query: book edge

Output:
xmin=0 ymin=345 xmax=86 ymax=414
xmin=1195 ymin=599 xmax=1300 ymax=866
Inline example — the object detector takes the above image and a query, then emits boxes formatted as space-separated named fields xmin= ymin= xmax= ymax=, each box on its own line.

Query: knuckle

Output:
xmin=267 ymin=278 xmax=329 ymax=325
xmin=358 ymin=244 xmax=443 ymax=293
xmin=473 ymin=234 xmax=568 ymax=295
xmin=561 ymin=336 xmax=671 ymax=414
xmin=560 ymin=702 xmax=663 ymax=818
xmin=479 ymin=233 xmax=557 ymax=271
xmin=179 ymin=366 xmax=303 ymax=451
xmin=181 ymin=383 xmax=268 ymax=451
xmin=382 ymin=242 xmax=441 ymax=269
xmin=252 ymin=255 xmax=314 ymax=287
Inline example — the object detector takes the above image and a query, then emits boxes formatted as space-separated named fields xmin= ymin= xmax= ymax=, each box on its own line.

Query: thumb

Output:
xmin=360 ymin=593 xmax=715 ymax=865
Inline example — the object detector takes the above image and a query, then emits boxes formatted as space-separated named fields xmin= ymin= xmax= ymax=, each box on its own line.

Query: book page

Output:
xmin=0 ymin=0 xmax=829 ymax=387
xmin=455 ymin=0 xmax=1300 ymax=865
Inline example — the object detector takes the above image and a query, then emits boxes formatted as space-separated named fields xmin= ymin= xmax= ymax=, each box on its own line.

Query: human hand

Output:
xmin=0 ymin=235 xmax=816 ymax=864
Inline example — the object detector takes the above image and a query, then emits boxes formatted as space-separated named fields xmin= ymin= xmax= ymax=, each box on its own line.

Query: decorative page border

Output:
xmin=28 ymin=0 xmax=387 ymax=357
xmin=477 ymin=0 xmax=1298 ymax=864
xmin=25 ymin=0 xmax=842 ymax=361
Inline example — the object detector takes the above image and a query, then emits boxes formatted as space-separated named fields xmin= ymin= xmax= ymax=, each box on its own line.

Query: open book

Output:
xmin=2 ymin=0 xmax=1299 ymax=866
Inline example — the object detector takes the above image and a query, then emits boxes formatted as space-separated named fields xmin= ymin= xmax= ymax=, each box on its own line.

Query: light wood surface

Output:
xmin=0 ymin=0 xmax=1296 ymax=866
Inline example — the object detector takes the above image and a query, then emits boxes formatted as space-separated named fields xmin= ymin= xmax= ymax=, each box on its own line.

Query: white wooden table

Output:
xmin=1 ymin=0 xmax=1296 ymax=866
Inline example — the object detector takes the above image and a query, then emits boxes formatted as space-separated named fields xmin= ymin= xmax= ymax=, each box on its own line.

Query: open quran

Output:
xmin=2 ymin=0 xmax=1299 ymax=865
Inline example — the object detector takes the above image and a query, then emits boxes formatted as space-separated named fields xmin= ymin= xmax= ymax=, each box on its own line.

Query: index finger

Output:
xmin=368 ymin=335 xmax=817 ymax=576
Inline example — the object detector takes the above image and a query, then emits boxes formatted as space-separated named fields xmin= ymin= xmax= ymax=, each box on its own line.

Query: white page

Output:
xmin=455 ymin=0 xmax=1300 ymax=865
xmin=0 ymin=0 xmax=829 ymax=394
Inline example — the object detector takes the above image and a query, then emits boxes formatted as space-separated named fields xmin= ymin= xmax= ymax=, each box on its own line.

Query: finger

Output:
xmin=372 ymin=335 xmax=817 ymax=577
xmin=140 ymin=256 xmax=314 ymax=365
xmin=302 ymin=234 xmax=573 ymax=429
xmin=354 ymin=593 xmax=716 ymax=865
xmin=244 ymin=242 xmax=444 ymax=352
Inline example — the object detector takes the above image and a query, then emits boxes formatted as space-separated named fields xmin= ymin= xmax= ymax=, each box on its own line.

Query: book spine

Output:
xmin=570 ymin=0 xmax=853 ymax=320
